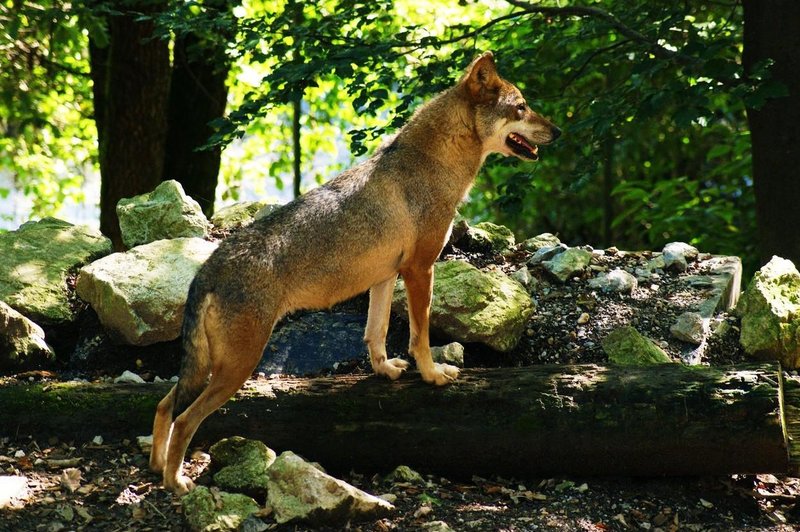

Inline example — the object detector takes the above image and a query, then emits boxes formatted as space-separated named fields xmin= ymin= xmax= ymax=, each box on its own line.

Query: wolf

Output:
xmin=149 ymin=51 xmax=560 ymax=494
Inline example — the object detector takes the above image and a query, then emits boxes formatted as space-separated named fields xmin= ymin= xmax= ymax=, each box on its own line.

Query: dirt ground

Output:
xmin=1 ymin=434 xmax=799 ymax=531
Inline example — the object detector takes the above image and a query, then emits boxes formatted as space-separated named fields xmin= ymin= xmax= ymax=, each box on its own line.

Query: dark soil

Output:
xmin=2 ymin=237 xmax=797 ymax=531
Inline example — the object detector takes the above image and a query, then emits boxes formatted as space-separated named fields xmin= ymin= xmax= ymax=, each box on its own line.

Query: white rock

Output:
xmin=114 ymin=370 xmax=145 ymax=384
xmin=0 ymin=475 xmax=28 ymax=509
xmin=76 ymin=238 xmax=218 ymax=346
xmin=137 ymin=435 xmax=153 ymax=453
xmin=267 ymin=451 xmax=394 ymax=525
xmin=670 ymin=312 xmax=707 ymax=345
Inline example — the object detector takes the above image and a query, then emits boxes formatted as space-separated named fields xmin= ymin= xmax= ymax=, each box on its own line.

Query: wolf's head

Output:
xmin=460 ymin=52 xmax=561 ymax=162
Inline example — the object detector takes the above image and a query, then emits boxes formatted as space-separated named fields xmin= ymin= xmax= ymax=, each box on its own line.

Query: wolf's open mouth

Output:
xmin=506 ymin=132 xmax=539 ymax=160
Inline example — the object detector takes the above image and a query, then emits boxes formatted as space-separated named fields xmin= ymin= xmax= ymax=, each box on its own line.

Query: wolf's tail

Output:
xmin=172 ymin=278 xmax=212 ymax=420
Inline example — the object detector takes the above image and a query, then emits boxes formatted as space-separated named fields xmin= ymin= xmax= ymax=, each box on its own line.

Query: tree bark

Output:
xmin=92 ymin=2 xmax=171 ymax=249
xmin=2 ymin=364 xmax=798 ymax=478
xmin=162 ymin=0 xmax=233 ymax=217
xmin=742 ymin=1 xmax=800 ymax=267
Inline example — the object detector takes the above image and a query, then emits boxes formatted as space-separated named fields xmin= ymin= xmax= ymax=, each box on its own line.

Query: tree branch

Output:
xmin=504 ymin=0 xmax=700 ymax=65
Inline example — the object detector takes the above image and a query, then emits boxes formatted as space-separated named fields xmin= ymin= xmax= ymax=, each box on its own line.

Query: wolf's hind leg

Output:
xmin=149 ymin=384 xmax=176 ymax=473
xmin=365 ymin=274 xmax=409 ymax=380
xmin=162 ymin=311 xmax=273 ymax=495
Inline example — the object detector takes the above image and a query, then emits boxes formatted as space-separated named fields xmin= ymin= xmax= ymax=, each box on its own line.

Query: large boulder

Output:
xmin=76 ymin=238 xmax=217 ymax=345
xmin=392 ymin=260 xmax=534 ymax=352
xmin=0 ymin=300 xmax=54 ymax=368
xmin=181 ymin=486 xmax=259 ymax=532
xmin=266 ymin=451 xmax=394 ymax=525
xmin=117 ymin=180 xmax=210 ymax=249
xmin=0 ymin=218 xmax=112 ymax=324
xmin=737 ymin=256 xmax=800 ymax=368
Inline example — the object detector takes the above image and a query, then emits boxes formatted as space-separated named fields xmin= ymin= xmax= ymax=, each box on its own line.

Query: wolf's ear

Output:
xmin=461 ymin=51 xmax=501 ymax=103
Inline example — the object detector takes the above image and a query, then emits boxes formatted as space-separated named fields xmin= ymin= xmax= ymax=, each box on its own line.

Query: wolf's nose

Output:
xmin=550 ymin=126 xmax=562 ymax=141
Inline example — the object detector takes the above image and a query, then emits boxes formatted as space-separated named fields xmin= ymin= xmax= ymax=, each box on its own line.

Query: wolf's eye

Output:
xmin=516 ymin=103 xmax=527 ymax=112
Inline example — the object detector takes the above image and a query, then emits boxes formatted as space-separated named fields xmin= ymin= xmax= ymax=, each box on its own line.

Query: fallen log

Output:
xmin=1 ymin=363 xmax=799 ymax=477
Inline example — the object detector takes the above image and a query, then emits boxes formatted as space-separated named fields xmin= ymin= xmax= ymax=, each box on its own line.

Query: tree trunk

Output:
xmin=742 ymin=1 xmax=800 ymax=267
xmin=292 ymin=97 xmax=302 ymax=198
xmin=92 ymin=2 xmax=171 ymax=250
xmin=2 ymin=364 xmax=799 ymax=478
xmin=162 ymin=0 xmax=233 ymax=217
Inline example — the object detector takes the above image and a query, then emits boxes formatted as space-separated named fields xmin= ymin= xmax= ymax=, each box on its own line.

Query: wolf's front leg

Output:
xmin=365 ymin=275 xmax=409 ymax=380
xmin=402 ymin=265 xmax=459 ymax=385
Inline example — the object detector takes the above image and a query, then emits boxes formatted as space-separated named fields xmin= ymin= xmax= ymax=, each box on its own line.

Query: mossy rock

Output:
xmin=602 ymin=326 xmax=673 ymax=365
xmin=181 ymin=486 xmax=259 ymax=532
xmin=0 ymin=218 xmax=112 ymax=325
xmin=209 ymin=436 xmax=276 ymax=498
xmin=737 ymin=256 xmax=800 ymax=368
xmin=393 ymin=260 xmax=533 ymax=352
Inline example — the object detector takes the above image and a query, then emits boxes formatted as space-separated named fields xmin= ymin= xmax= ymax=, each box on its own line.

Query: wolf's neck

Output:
xmin=395 ymin=89 xmax=485 ymax=201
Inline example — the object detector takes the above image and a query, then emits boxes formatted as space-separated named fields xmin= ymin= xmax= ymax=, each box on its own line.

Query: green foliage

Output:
xmin=0 ymin=1 xmax=96 ymax=218
xmin=197 ymin=0 xmax=761 ymax=270
xmin=0 ymin=0 xmax=772 ymax=274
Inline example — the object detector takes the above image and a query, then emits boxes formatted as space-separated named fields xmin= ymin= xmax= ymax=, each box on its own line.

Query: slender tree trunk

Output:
xmin=162 ymin=0 xmax=234 ymax=217
xmin=292 ymin=97 xmax=302 ymax=198
xmin=742 ymin=1 xmax=800 ymax=267
xmin=602 ymin=136 xmax=615 ymax=247
xmin=92 ymin=2 xmax=171 ymax=249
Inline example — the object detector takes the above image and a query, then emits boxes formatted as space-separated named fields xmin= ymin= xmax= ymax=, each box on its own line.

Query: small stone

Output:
xmin=602 ymin=326 xmax=673 ymax=365
xmin=577 ymin=313 xmax=590 ymax=325
xmin=587 ymin=268 xmax=638 ymax=294
xmin=92 ymin=435 xmax=104 ymax=446
xmin=431 ymin=343 xmax=465 ymax=367
xmin=528 ymin=244 xmax=567 ymax=266
xmin=137 ymin=435 xmax=153 ymax=453
xmin=662 ymin=242 xmax=699 ymax=273
xmin=670 ymin=312 xmax=707 ymax=345
xmin=542 ymin=248 xmax=592 ymax=283
xmin=421 ymin=521 xmax=454 ymax=532
xmin=520 ymin=233 xmax=561 ymax=252
xmin=114 ymin=370 xmax=145 ymax=384
xmin=646 ymin=255 xmax=666 ymax=272
xmin=211 ymin=201 xmax=276 ymax=230
xmin=386 ymin=465 xmax=424 ymax=484
xmin=510 ymin=266 xmax=532 ymax=288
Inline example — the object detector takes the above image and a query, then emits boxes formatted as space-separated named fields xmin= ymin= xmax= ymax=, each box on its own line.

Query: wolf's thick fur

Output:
xmin=150 ymin=52 xmax=560 ymax=494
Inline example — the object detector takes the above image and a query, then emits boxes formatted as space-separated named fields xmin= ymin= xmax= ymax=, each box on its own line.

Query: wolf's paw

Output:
xmin=374 ymin=357 xmax=410 ymax=380
xmin=165 ymin=474 xmax=195 ymax=496
xmin=422 ymin=363 xmax=460 ymax=386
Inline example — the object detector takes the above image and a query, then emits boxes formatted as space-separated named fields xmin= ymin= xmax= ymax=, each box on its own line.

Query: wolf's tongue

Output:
xmin=511 ymin=133 xmax=535 ymax=151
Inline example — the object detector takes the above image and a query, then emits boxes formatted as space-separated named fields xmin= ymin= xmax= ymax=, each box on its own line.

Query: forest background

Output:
xmin=2 ymin=0 xmax=798 ymax=278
